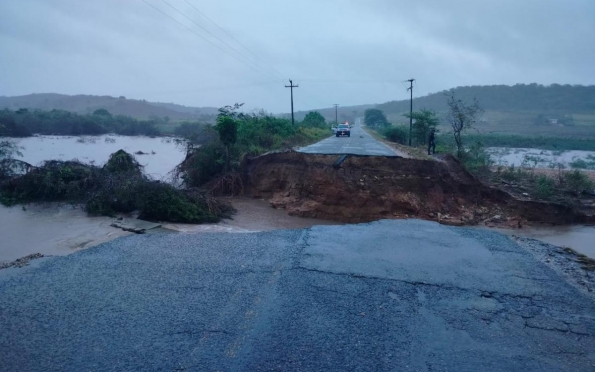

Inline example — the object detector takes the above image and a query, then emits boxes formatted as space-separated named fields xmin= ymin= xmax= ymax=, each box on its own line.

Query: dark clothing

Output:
xmin=428 ymin=132 xmax=436 ymax=155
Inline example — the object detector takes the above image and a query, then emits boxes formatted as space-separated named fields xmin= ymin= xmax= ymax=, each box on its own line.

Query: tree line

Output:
xmin=0 ymin=108 xmax=160 ymax=137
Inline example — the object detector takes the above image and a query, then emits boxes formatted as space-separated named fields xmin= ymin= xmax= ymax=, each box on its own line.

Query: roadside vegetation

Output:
xmin=174 ymin=104 xmax=329 ymax=193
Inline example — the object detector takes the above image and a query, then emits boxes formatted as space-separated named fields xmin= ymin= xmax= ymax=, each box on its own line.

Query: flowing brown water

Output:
xmin=0 ymin=198 xmax=340 ymax=262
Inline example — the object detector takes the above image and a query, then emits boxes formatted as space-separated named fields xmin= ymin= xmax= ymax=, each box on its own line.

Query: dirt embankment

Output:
xmin=241 ymin=151 xmax=593 ymax=226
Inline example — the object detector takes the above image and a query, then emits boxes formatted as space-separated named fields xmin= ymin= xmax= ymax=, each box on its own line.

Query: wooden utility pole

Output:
xmin=285 ymin=79 xmax=299 ymax=125
xmin=334 ymin=104 xmax=339 ymax=124
xmin=407 ymin=78 xmax=415 ymax=146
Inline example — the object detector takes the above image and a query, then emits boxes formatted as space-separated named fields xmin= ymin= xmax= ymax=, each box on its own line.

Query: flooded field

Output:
xmin=3 ymin=135 xmax=186 ymax=179
xmin=488 ymin=147 xmax=595 ymax=170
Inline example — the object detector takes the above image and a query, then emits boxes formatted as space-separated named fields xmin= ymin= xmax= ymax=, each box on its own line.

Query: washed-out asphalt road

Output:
xmin=1 ymin=219 xmax=594 ymax=371
xmin=298 ymin=125 xmax=407 ymax=157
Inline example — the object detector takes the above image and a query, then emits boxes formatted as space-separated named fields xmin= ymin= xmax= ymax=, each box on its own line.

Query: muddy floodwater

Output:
xmin=493 ymin=225 xmax=595 ymax=259
xmin=0 ymin=198 xmax=340 ymax=263
xmin=0 ymin=204 xmax=131 ymax=262
xmin=488 ymin=147 xmax=595 ymax=170
xmin=4 ymin=135 xmax=186 ymax=179
xmin=2 ymin=136 xmax=595 ymax=263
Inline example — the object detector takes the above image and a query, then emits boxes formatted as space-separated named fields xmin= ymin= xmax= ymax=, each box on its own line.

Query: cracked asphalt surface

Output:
xmin=1 ymin=219 xmax=594 ymax=371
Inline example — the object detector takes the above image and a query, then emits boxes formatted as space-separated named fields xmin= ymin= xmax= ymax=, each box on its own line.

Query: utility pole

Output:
xmin=333 ymin=104 xmax=339 ymax=124
xmin=407 ymin=78 xmax=415 ymax=146
xmin=285 ymin=79 xmax=299 ymax=125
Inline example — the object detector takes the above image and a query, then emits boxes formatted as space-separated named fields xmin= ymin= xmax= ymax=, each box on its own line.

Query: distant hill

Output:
xmin=0 ymin=93 xmax=219 ymax=121
xmin=369 ymin=84 xmax=595 ymax=137
xmin=376 ymin=84 xmax=595 ymax=115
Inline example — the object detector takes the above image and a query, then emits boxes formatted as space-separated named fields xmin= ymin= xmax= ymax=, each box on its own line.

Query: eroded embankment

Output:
xmin=241 ymin=151 xmax=591 ymax=226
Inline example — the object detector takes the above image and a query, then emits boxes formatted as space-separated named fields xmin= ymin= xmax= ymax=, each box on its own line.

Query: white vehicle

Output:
xmin=336 ymin=123 xmax=350 ymax=137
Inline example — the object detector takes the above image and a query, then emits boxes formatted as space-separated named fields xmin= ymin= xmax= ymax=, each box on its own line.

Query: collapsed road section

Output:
xmin=241 ymin=151 xmax=593 ymax=226
xmin=1 ymin=220 xmax=594 ymax=371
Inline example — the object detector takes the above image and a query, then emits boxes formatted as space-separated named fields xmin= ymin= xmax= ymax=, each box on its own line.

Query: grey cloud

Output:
xmin=0 ymin=0 xmax=593 ymax=112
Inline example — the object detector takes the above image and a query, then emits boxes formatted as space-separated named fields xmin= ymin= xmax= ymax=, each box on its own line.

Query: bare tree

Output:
xmin=446 ymin=91 xmax=483 ymax=158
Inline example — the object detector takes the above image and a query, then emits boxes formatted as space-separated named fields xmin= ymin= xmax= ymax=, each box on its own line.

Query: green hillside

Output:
xmin=376 ymin=84 xmax=595 ymax=137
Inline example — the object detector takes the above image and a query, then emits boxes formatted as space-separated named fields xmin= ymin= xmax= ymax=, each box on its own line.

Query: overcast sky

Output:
xmin=1 ymin=0 xmax=594 ymax=113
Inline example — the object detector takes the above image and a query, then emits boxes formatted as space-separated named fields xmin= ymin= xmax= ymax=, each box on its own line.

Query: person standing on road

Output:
xmin=428 ymin=129 xmax=436 ymax=155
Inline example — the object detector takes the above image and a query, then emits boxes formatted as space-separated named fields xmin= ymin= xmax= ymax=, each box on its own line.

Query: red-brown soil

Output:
xmin=240 ymin=151 xmax=594 ymax=227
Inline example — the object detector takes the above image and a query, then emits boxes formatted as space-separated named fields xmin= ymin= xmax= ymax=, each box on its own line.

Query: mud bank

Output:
xmin=242 ymin=151 xmax=593 ymax=226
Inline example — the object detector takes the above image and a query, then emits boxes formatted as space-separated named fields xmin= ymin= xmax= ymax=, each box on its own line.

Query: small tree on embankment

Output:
xmin=404 ymin=109 xmax=439 ymax=147
xmin=446 ymin=91 xmax=483 ymax=159
xmin=215 ymin=106 xmax=240 ymax=172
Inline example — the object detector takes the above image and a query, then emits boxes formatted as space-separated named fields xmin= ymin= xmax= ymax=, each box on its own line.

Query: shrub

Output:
xmin=136 ymin=182 xmax=219 ymax=223
xmin=535 ymin=175 xmax=555 ymax=199
xmin=176 ymin=142 xmax=227 ymax=187
xmin=564 ymin=170 xmax=594 ymax=195
xmin=460 ymin=141 xmax=494 ymax=175
xmin=103 ymin=150 xmax=143 ymax=174
xmin=0 ymin=150 xmax=230 ymax=224
xmin=382 ymin=126 xmax=408 ymax=144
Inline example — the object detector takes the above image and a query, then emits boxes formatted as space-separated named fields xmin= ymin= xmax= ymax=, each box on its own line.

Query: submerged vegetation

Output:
xmin=0 ymin=149 xmax=232 ymax=223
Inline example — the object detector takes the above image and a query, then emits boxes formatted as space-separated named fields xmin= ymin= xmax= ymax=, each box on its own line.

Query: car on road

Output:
xmin=331 ymin=125 xmax=337 ymax=134
xmin=336 ymin=123 xmax=350 ymax=137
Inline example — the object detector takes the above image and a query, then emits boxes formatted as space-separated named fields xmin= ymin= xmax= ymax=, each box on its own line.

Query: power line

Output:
xmin=139 ymin=0 xmax=279 ymax=82
xmin=156 ymin=0 xmax=282 ymax=82
xmin=299 ymin=79 xmax=402 ymax=84
xmin=123 ymin=80 xmax=279 ymax=97
xmin=182 ymin=0 xmax=285 ymax=80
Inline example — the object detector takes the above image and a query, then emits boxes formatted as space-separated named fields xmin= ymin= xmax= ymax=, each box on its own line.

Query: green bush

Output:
xmin=0 ymin=150 xmax=230 ymax=224
xmin=564 ymin=170 xmax=594 ymax=195
xmin=460 ymin=141 xmax=494 ymax=175
xmin=381 ymin=126 xmax=408 ymax=144
xmin=176 ymin=142 xmax=228 ymax=187
xmin=535 ymin=175 xmax=555 ymax=199
xmin=137 ymin=182 xmax=219 ymax=223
